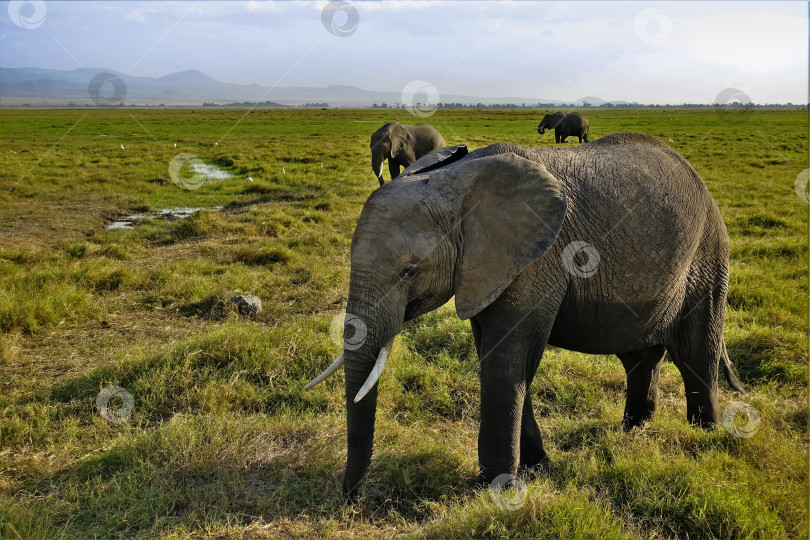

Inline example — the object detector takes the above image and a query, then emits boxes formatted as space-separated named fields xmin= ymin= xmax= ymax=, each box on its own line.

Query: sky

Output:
xmin=0 ymin=0 xmax=807 ymax=104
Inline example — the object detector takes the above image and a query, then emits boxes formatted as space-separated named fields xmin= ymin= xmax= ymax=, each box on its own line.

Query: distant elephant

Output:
xmin=537 ymin=112 xmax=589 ymax=143
xmin=307 ymin=134 xmax=745 ymax=497
xmin=370 ymin=122 xmax=446 ymax=186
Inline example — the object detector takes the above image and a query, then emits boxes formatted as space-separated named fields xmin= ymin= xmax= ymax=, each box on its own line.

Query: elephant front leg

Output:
xmin=388 ymin=160 xmax=401 ymax=181
xmin=519 ymin=392 xmax=549 ymax=471
xmin=478 ymin=369 xmax=526 ymax=484
xmin=475 ymin=310 xmax=551 ymax=485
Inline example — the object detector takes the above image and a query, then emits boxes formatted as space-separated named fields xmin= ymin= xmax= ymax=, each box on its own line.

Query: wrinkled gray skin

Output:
xmin=537 ymin=112 xmax=589 ymax=143
xmin=328 ymin=133 xmax=744 ymax=497
xmin=370 ymin=122 xmax=446 ymax=186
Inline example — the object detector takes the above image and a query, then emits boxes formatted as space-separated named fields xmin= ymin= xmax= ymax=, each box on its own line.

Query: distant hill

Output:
xmin=0 ymin=67 xmax=566 ymax=107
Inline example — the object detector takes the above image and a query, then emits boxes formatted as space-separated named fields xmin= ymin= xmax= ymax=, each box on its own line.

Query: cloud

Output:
xmin=0 ymin=0 xmax=806 ymax=103
xmin=123 ymin=9 xmax=146 ymax=23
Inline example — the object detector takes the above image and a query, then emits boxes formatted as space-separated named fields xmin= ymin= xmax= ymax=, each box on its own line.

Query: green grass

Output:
xmin=0 ymin=108 xmax=807 ymax=539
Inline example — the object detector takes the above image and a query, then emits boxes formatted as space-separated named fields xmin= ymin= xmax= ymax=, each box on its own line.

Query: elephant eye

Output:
xmin=399 ymin=263 xmax=419 ymax=280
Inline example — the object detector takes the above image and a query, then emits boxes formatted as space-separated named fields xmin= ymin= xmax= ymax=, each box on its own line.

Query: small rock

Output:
xmin=229 ymin=295 xmax=262 ymax=318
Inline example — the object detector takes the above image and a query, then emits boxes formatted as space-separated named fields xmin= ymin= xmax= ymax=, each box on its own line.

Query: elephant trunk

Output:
xmin=538 ymin=125 xmax=545 ymax=135
xmin=343 ymin=346 xmax=381 ymax=496
xmin=340 ymin=285 xmax=401 ymax=497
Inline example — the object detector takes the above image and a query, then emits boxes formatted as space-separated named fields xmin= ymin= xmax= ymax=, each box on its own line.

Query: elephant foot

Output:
xmin=687 ymin=409 xmax=718 ymax=430
xmin=622 ymin=409 xmax=656 ymax=431
xmin=519 ymin=458 xmax=552 ymax=480
xmin=342 ymin=488 xmax=364 ymax=503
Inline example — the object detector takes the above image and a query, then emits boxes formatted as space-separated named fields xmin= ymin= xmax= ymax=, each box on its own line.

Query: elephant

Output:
xmin=537 ymin=112 xmax=589 ymax=143
xmin=370 ymin=122 xmax=446 ymax=186
xmin=306 ymin=133 xmax=745 ymax=498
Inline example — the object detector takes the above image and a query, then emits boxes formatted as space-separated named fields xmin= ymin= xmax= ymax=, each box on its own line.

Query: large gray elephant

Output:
xmin=307 ymin=133 xmax=745 ymax=497
xmin=537 ymin=112 xmax=589 ymax=143
xmin=370 ymin=122 xmax=446 ymax=186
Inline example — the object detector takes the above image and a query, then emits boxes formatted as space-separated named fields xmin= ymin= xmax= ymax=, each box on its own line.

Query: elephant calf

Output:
xmin=308 ymin=133 xmax=745 ymax=497
xmin=370 ymin=122 xmax=445 ymax=186
xmin=537 ymin=111 xmax=589 ymax=143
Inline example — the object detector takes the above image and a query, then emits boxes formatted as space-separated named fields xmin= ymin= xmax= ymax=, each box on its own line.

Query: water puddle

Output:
xmin=187 ymin=161 xmax=232 ymax=180
xmin=107 ymin=206 xmax=223 ymax=230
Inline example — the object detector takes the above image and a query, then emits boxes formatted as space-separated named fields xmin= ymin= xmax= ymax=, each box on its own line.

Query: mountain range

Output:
xmin=0 ymin=67 xmax=617 ymax=107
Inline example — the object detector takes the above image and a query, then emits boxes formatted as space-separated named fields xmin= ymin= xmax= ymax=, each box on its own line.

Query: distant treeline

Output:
xmin=8 ymin=101 xmax=806 ymax=109
xmin=373 ymin=102 xmax=807 ymax=110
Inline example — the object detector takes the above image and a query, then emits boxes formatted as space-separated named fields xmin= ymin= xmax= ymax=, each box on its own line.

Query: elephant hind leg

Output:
xmin=668 ymin=300 xmax=724 ymax=427
xmin=617 ymin=346 xmax=666 ymax=430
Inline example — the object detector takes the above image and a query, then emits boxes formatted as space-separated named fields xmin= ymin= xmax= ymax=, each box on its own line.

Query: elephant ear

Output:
xmin=447 ymin=152 xmax=567 ymax=320
xmin=399 ymin=145 xmax=468 ymax=178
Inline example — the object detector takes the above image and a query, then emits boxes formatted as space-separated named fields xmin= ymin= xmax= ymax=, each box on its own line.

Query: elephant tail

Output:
xmin=721 ymin=340 xmax=747 ymax=394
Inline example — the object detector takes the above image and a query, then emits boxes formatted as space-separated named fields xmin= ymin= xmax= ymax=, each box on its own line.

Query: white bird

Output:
xmin=320 ymin=162 xmax=323 ymax=168
xmin=174 ymin=143 xmax=177 ymax=148
xmin=668 ymin=138 xmax=674 ymax=143
xmin=282 ymin=167 xmax=286 ymax=174
xmin=10 ymin=150 xmax=16 ymax=153
xmin=246 ymin=176 xmax=253 ymax=182
xmin=121 ymin=144 xmax=125 ymax=149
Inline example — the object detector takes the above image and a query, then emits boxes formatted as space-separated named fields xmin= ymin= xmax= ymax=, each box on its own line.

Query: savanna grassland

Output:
xmin=0 ymin=107 xmax=807 ymax=539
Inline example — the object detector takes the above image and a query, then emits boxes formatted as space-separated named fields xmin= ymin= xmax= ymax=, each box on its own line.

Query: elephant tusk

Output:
xmin=353 ymin=336 xmax=396 ymax=403
xmin=304 ymin=354 xmax=344 ymax=389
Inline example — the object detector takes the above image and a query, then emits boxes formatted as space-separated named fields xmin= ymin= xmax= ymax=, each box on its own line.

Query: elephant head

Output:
xmin=307 ymin=147 xmax=567 ymax=496
xmin=370 ymin=123 xmax=405 ymax=184
xmin=537 ymin=112 xmax=565 ymax=135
